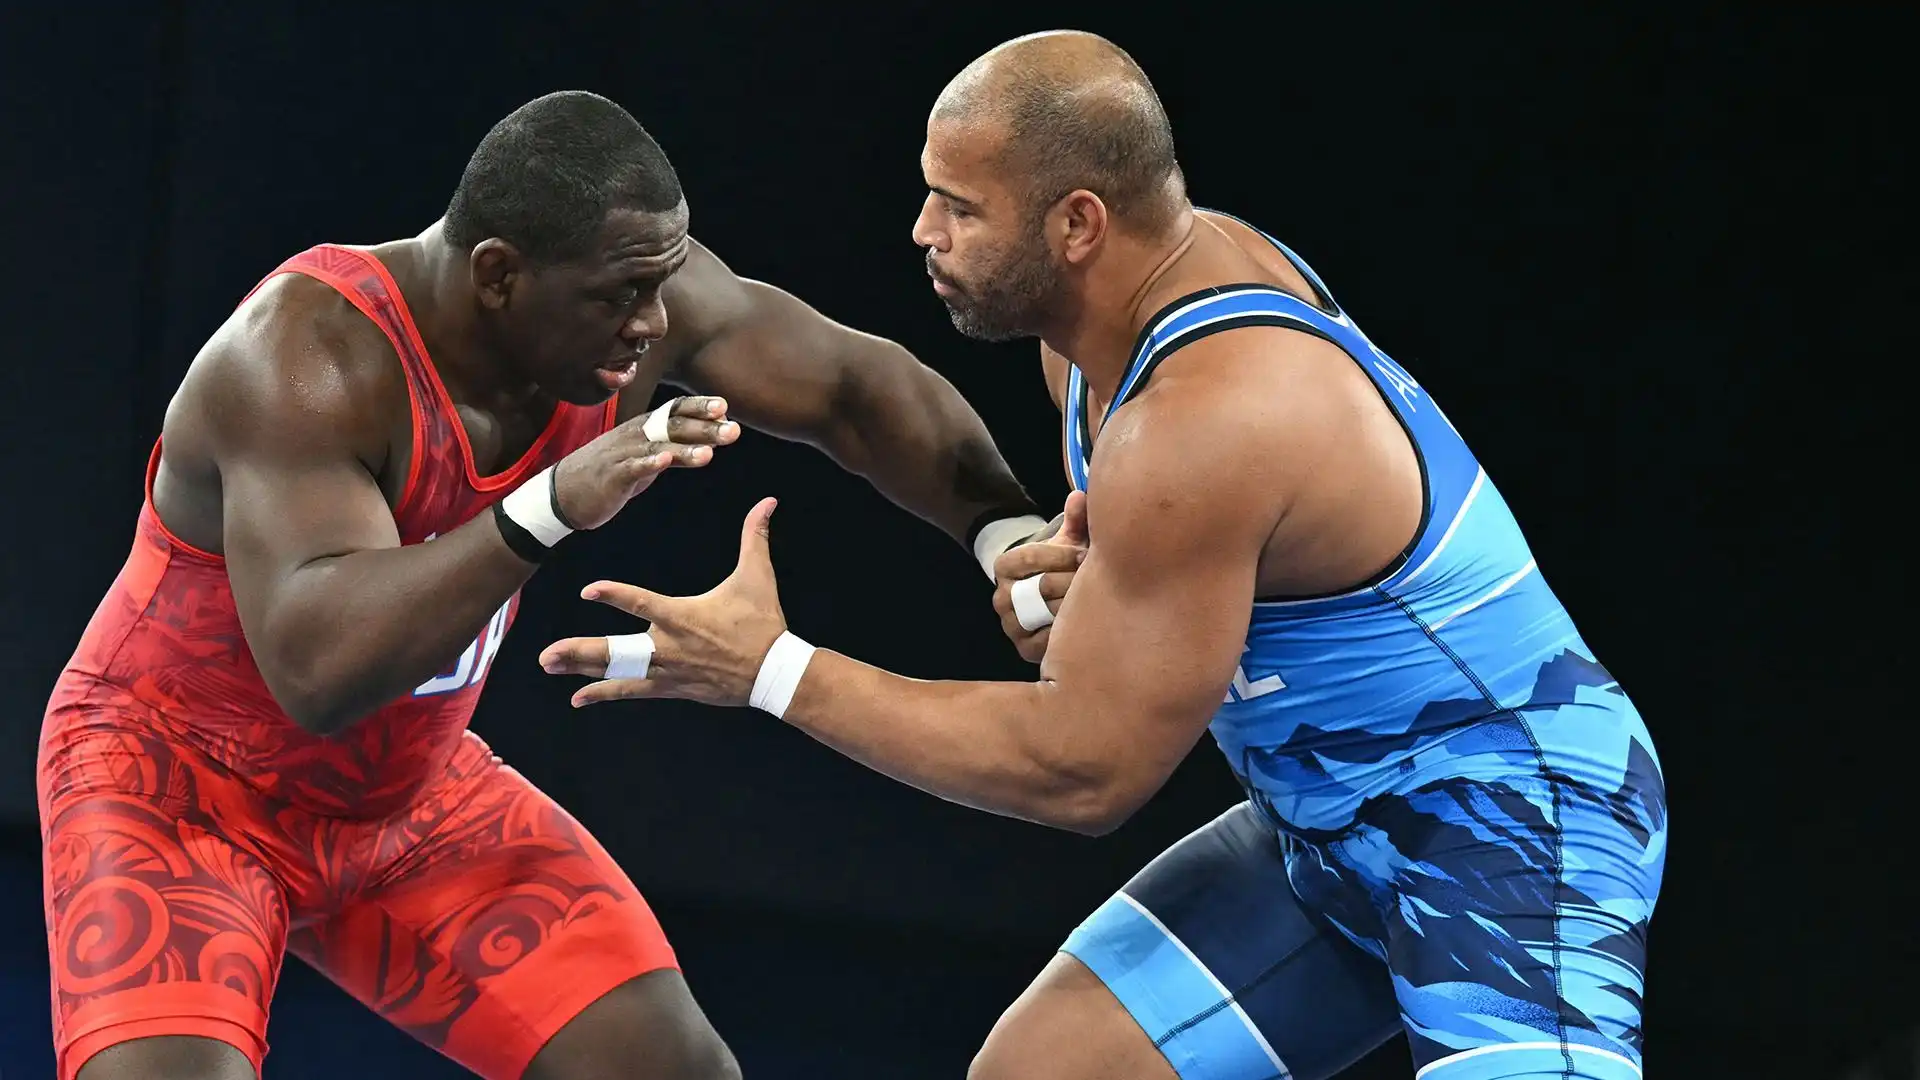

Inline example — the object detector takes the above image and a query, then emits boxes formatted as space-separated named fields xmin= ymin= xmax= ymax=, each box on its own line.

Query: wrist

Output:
xmin=969 ymin=512 xmax=1050 ymax=580
xmin=494 ymin=465 xmax=576 ymax=563
xmin=749 ymin=631 xmax=817 ymax=719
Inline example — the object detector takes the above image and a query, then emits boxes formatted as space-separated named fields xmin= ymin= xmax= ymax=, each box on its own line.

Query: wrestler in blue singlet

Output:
xmin=1058 ymin=212 xmax=1667 ymax=1080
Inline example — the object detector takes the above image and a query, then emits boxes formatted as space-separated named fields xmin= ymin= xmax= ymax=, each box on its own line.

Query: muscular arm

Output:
xmin=207 ymin=287 xmax=538 ymax=734
xmin=654 ymin=240 xmax=1039 ymax=543
xmin=776 ymin=344 xmax=1302 ymax=833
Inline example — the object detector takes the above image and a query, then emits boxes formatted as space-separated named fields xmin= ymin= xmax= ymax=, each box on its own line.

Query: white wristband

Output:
xmin=642 ymin=398 xmax=679 ymax=442
xmin=604 ymin=633 xmax=655 ymax=680
xmin=500 ymin=465 xmax=575 ymax=548
xmin=973 ymin=514 xmax=1050 ymax=580
xmin=749 ymin=631 xmax=817 ymax=719
xmin=1010 ymin=574 xmax=1055 ymax=631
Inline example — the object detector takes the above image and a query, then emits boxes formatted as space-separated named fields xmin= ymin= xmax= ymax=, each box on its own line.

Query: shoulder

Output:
xmin=239 ymin=273 xmax=398 ymax=377
xmin=657 ymin=237 xmax=756 ymax=340
xmin=1115 ymin=322 xmax=1366 ymax=460
xmin=182 ymin=272 xmax=404 ymax=459
xmin=654 ymin=237 xmax=780 ymax=375
xmin=1193 ymin=209 xmax=1265 ymax=248
xmin=1090 ymin=325 xmax=1370 ymax=544
xmin=655 ymin=236 xmax=856 ymax=373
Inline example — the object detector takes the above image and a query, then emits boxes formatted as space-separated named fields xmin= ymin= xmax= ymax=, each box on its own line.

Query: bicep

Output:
xmin=658 ymin=241 xmax=851 ymax=441
xmin=208 ymin=345 xmax=400 ymax=628
xmin=1037 ymin=520 xmax=1258 ymax=767
xmin=675 ymin=281 xmax=855 ymax=441
xmin=219 ymin=454 xmax=397 ymax=589
xmin=1034 ymin=385 xmax=1290 ymax=773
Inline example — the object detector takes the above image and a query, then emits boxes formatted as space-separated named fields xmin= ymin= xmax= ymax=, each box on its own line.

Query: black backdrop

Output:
xmin=0 ymin=2 xmax=1905 ymax=1073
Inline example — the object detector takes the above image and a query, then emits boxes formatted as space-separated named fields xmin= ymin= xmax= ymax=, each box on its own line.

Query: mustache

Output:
xmin=925 ymin=252 xmax=962 ymax=292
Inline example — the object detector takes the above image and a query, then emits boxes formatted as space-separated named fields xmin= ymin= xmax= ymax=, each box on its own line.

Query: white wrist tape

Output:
xmin=642 ymin=398 xmax=679 ymax=442
xmin=1010 ymin=575 xmax=1055 ymax=632
xmin=749 ymin=631 xmax=817 ymax=719
xmin=973 ymin=514 xmax=1050 ymax=579
xmin=604 ymin=633 xmax=655 ymax=680
xmin=500 ymin=465 xmax=575 ymax=548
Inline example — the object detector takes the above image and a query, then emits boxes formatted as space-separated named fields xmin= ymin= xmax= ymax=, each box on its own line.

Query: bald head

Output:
xmin=933 ymin=31 xmax=1181 ymax=233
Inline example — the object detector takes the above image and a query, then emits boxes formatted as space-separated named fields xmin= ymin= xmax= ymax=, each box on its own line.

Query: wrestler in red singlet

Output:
xmin=41 ymin=242 xmax=653 ymax=1077
xmin=37 ymin=92 xmax=1043 ymax=1080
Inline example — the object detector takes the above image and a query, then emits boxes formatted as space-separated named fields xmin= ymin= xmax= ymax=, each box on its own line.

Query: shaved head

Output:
xmin=933 ymin=30 xmax=1181 ymax=232
xmin=913 ymin=32 xmax=1186 ymax=341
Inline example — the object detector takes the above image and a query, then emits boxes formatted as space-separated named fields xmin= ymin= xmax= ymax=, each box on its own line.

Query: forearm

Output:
xmin=781 ymin=650 xmax=1116 ymax=833
xmin=823 ymin=340 xmax=1038 ymax=543
xmin=254 ymin=512 xmax=535 ymax=733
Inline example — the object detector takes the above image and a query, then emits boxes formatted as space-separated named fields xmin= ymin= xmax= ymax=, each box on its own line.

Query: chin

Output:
xmin=544 ymin=376 xmax=620 ymax=407
xmin=946 ymin=308 xmax=1030 ymax=344
xmin=569 ymin=385 xmax=621 ymax=407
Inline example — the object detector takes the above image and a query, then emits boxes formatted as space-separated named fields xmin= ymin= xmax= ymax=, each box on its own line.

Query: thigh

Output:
xmin=291 ymin=735 xmax=686 ymax=1080
xmin=971 ymin=952 xmax=1182 ymax=1080
xmin=523 ymin=968 xmax=738 ymax=1080
xmin=76 ymin=1036 xmax=257 ymax=1080
xmin=1363 ymin=770 xmax=1665 ymax=1080
xmin=40 ymin=722 xmax=291 ymax=1080
xmin=1035 ymin=803 xmax=1399 ymax=1080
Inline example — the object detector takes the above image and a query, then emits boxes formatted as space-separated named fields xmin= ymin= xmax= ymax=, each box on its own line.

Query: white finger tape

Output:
xmin=642 ymin=398 xmax=680 ymax=442
xmin=1010 ymin=575 xmax=1055 ymax=632
xmin=604 ymin=633 xmax=656 ymax=680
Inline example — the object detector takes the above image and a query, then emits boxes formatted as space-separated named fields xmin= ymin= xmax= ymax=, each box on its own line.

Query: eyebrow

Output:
xmin=637 ymin=253 xmax=687 ymax=277
xmin=609 ymin=243 xmax=690 ymax=279
xmin=929 ymin=185 xmax=982 ymax=210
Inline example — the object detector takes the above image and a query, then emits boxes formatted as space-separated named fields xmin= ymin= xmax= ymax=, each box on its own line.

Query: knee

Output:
xmin=640 ymin=1004 xmax=739 ymax=1080
xmin=76 ymin=1034 xmax=258 ymax=1080
xmin=968 ymin=953 xmax=1166 ymax=1080
xmin=575 ymin=1023 xmax=741 ymax=1080
xmin=525 ymin=983 xmax=741 ymax=1080
xmin=529 ymin=1025 xmax=739 ymax=1080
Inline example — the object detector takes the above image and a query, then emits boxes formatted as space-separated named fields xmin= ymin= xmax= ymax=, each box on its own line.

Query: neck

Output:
xmin=411 ymin=221 xmax=529 ymax=405
xmin=1040 ymin=205 xmax=1197 ymax=406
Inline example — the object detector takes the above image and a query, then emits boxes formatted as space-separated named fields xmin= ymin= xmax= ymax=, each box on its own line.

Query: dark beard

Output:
xmin=933 ymin=240 xmax=1059 ymax=343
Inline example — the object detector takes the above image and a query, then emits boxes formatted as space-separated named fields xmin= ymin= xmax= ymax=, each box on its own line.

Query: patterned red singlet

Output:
xmin=38 ymin=246 xmax=677 ymax=1080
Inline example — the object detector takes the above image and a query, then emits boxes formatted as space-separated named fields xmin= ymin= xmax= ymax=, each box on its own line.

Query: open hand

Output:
xmin=540 ymin=497 xmax=788 ymax=707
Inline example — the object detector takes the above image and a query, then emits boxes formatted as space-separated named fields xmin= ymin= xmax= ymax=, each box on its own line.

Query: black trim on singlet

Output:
xmin=1197 ymin=206 xmax=1345 ymax=318
xmin=1203 ymin=212 xmax=1433 ymax=605
xmin=1078 ymin=285 xmax=1300 ymax=465
xmin=1127 ymin=311 xmax=1340 ymax=415
xmin=1081 ymin=284 xmax=1432 ymax=607
xmin=1073 ymin=219 xmax=1437 ymax=607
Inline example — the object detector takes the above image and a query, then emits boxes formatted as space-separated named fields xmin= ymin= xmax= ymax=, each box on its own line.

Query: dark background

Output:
xmin=0 ymin=3 xmax=1904 ymax=1077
